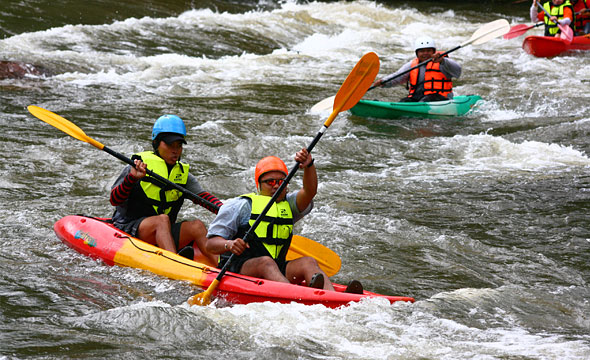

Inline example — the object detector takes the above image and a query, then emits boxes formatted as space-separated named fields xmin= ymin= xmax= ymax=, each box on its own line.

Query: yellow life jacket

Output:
xmin=543 ymin=1 xmax=575 ymax=35
xmin=127 ymin=151 xmax=189 ymax=221
xmin=240 ymin=193 xmax=293 ymax=259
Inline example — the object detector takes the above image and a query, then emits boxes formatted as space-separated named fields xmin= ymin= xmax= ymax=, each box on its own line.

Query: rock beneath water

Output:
xmin=0 ymin=61 xmax=51 ymax=79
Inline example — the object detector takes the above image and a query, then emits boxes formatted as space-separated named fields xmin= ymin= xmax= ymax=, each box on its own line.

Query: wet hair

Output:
xmin=152 ymin=138 xmax=160 ymax=151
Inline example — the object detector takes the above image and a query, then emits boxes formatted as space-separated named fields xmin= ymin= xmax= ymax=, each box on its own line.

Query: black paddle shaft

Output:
xmin=102 ymin=145 xmax=221 ymax=212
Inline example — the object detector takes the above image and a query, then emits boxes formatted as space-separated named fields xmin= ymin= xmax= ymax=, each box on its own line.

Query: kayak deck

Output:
xmin=54 ymin=215 xmax=415 ymax=308
xmin=522 ymin=35 xmax=590 ymax=57
xmin=349 ymin=95 xmax=482 ymax=119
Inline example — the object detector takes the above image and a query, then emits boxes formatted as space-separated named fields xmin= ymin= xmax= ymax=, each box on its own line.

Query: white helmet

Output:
xmin=414 ymin=36 xmax=436 ymax=51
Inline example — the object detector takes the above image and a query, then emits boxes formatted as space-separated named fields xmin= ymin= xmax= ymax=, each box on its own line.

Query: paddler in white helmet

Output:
xmin=109 ymin=114 xmax=223 ymax=265
xmin=372 ymin=36 xmax=462 ymax=102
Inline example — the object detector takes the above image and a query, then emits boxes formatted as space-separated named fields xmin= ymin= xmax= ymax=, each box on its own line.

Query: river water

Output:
xmin=1 ymin=0 xmax=589 ymax=359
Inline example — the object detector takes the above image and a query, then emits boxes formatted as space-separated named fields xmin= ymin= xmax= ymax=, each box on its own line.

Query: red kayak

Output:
xmin=54 ymin=215 xmax=415 ymax=308
xmin=523 ymin=35 xmax=590 ymax=57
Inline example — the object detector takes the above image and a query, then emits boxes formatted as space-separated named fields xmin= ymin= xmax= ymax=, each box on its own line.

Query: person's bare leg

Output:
xmin=240 ymin=256 xmax=289 ymax=282
xmin=137 ymin=214 xmax=175 ymax=252
xmin=286 ymin=257 xmax=335 ymax=291
xmin=178 ymin=220 xmax=218 ymax=266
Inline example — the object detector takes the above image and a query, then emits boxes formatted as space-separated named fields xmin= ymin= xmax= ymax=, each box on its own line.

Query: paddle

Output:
xmin=310 ymin=19 xmax=510 ymax=113
xmin=288 ymin=235 xmax=341 ymax=277
xmin=28 ymin=105 xmax=222 ymax=211
xmin=537 ymin=2 xmax=574 ymax=43
xmin=187 ymin=51 xmax=380 ymax=306
xmin=503 ymin=22 xmax=544 ymax=39
xmin=27 ymin=106 xmax=341 ymax=276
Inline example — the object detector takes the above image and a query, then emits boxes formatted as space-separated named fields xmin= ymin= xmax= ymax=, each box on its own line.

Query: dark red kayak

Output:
xmin=54 ymin=215 xmax=415 ymax=308
xmin=523 ymin=35 xmax=590 ymax=57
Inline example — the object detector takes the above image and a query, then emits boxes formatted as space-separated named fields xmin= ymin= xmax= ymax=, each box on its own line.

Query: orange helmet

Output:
xmin=255 ymin=156 xmax=288 ymax=189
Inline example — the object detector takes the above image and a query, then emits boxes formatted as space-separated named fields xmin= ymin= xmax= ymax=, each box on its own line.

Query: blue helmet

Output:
xmin=152 ymin=115 xmax=187 ymax=140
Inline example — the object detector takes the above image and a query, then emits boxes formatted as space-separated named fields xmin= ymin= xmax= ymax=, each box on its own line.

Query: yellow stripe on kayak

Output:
xmin=113 ymin=238 xmax=212 ymax=287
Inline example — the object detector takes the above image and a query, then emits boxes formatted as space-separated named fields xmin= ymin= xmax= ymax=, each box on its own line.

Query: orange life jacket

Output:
xmin=407 ymin=53 xmax=453 ymax=98
xmin=574 ymin=0 xmax=590 ymax=30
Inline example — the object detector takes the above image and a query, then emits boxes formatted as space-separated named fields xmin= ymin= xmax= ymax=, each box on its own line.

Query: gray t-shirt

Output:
xmin=207 ymin=190 xmax=312 ymax=240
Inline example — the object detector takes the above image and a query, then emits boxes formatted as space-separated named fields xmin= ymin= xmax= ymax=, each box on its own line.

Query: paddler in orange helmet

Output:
xmin=530 ymin=0 xmax=575 ymax=36
xmin=206 ymin=149 xmax=362 ymax=293
xmin=371 ymin=36 xmax=462 ymax=103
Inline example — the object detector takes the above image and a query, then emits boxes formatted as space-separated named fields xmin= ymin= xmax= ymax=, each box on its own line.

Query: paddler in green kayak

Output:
xmin=109 ymin=115 xmax=223 ymax=266
xmin=371 ymin=36 xmax=462 ymax=102
xmin=205 ymin=151 xmax=362 ymax=293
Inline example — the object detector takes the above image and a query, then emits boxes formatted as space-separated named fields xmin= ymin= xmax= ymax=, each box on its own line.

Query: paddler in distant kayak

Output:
xmin=109 ymin=115 xmax=223 ymax=266
xmin=205 ymin=151 xmax=363 ymax=293
xmin=573 ymin=0 xmax=590 ymax=34
xmin=371 ymin=36 xmax=462 ymax=103
xmin=530 ymin=0 xmax=576 ymax=36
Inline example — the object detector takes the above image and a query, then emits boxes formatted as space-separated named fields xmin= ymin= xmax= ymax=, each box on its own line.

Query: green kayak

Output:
xmin=349 ymin=95 xmax=482 ymax=119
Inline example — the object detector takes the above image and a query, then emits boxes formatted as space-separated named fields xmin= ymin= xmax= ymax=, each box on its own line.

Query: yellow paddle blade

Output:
xmin=333 ymin=52 xmax=379 ymax=112
xmin=286 ymin=235 xmax=341 ymax=277
xmin=187 ymin=279 xmax=218 ymax=306
xmin=27 ymin=105 xmax=105 ymax=150
xmin=324 ymin=52 xmax=380 ymax=127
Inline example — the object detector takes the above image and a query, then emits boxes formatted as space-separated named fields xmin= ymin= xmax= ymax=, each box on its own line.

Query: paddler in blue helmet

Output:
xmin=205 ymin=150 xmax=363 ymax=294
xmin=109 ymin=114 xmax=222 ymax=266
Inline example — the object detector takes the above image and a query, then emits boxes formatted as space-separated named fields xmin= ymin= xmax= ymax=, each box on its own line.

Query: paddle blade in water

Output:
xmin=466 ymin=19 xmax=510 ymax=46
xmin=286 ymin=235 xmax=342 ymax=277
xmin=187 ymin=279 xmax=218 ymax=306
xmin=332 ymin=52 xmax=380 ymax=113
xmin=27 ymin=106 xmax=105 ymax=149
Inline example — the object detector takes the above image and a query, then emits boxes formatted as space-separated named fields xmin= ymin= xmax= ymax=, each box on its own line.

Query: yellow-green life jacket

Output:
xmin=543 ymin=1 xmax=575 ymax=35
xmin=126 ymin=151 xmax=189 ymax=222
xmin=239 ymin=193 xmax=294 ymax=259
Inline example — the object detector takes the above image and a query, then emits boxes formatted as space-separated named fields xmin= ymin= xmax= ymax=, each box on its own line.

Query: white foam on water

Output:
xmin=473 ymin=99 xmax=525 ymax=122
xmin=387 ymin=134 xmax=590 ymax=182
xmin=0 ymin=1 xmax=511 ymax=101
xmin=455 ymin=134 xmax=590 ymax=170
xmin=158 ymin=295 xmax=590 ymax=359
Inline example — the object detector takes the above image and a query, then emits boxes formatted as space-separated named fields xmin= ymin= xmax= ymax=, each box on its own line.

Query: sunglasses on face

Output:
xmin=260 ymin=178 xmax=285 ymax=187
